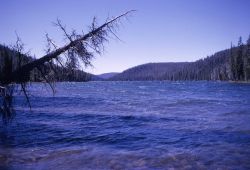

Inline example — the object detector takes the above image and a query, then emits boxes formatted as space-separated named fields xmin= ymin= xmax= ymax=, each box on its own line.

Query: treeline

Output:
xmin=111 ymin=36 xmax=250 ymax=81
xmin=230 ymin=37 xmax=250 ymax=81
xmin=2 ymin=36 xmax=250 ymax=82
xmin=0 ymin=44 xmax=94 ymax=83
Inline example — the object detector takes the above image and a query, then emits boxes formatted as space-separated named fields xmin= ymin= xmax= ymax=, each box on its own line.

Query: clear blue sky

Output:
xmin=1 ymin=0 xmax=250 ymax=74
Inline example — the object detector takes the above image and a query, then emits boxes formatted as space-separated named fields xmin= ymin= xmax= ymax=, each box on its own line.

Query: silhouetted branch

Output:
xmin=9 ymin=10 xmax=135 ymax=84
xmin=0 ymin=10 xmax=135 ymax=123
xmin=53 ymin=18 xmax=73 ymax=42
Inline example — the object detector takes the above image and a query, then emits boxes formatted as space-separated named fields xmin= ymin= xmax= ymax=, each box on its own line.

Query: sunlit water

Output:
xmin=1 ymin=81 xmax=250 ymax=170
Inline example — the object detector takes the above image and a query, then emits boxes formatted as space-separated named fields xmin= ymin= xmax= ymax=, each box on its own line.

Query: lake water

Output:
xmin=0 ymin=81 xmax=250 ymax=169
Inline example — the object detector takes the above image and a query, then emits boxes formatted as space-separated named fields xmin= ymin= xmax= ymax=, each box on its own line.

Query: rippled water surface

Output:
xmin=1 ymin=81 xmax=250 ymax=169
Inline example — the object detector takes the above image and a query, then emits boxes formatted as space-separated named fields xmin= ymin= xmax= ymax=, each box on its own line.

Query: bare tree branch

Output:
xmin=0 ymin=10 xmax=135 ymax=123
xmin=53 ymin=18 xmax=73 ymax=42
xmin=9 ymin=10 xmax=135 ymax=84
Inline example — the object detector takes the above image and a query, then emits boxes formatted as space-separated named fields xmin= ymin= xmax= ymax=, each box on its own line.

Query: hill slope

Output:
xmin=0 ymin=44 xmax=95 ymax=82
xmin=111 ymin=44 xmax=250 ymax=81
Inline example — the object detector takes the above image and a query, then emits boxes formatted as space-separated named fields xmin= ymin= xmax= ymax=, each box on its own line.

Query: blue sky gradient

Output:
xmin=1 ymin=0 xmax=250 ymax=74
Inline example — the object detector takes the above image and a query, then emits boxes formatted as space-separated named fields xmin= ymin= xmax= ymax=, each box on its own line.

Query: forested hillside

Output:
xmin=0 ymin=44 xmax=93 ymax=82
xmin=1 ymin=36 xmax=250 ymax=82
xmin=111 ymin=37 xmax=250 ymax=81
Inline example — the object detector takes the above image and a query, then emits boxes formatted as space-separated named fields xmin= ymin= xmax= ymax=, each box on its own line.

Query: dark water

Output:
xmin=1 ymin=81 xmax=250 ymax=170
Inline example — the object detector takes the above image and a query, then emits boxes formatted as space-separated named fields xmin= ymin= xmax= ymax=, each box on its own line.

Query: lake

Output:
xmin=0 ymin=81 xmax=250 ymax=169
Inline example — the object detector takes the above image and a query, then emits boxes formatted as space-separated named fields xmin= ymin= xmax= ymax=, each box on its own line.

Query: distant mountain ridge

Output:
xmin=97 ymin=72 xmax=119 ymax=79
xmin=110 ymin=62 xmax=189 ymax=81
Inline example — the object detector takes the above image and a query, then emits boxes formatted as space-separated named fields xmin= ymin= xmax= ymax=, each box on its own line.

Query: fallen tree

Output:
xmin=0 ymin=10 xmax=135 ymax=123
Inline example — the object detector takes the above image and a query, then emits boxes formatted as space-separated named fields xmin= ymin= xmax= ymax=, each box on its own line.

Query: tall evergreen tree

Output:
xmin=235 ymin=37 xmax=244 ymax=80
xmin=230 ymin=42 xmax=236 ymax=80
xmin=245 ymin=35 xmax=250 ymax=81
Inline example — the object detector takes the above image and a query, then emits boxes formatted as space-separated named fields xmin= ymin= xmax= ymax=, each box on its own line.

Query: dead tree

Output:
xmin=0 ymin=10 xmax=135 ymax=123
